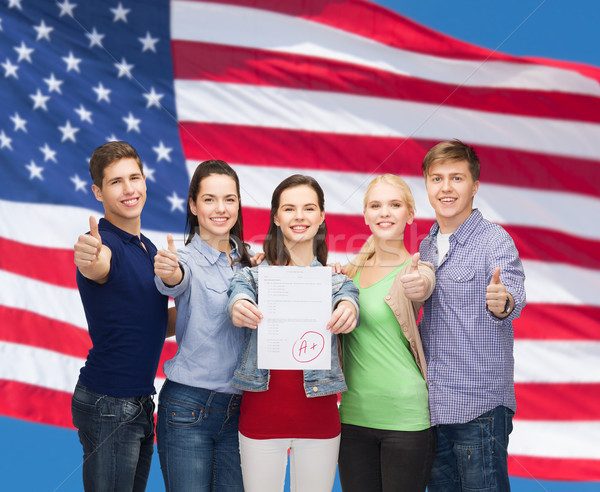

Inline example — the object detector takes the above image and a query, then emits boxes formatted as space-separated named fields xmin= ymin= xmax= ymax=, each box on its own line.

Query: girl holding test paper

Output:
xmin=227 ymin=174 xmax=359 ymax=492
xmin=338 ymin=174 xmax=436 ymax=492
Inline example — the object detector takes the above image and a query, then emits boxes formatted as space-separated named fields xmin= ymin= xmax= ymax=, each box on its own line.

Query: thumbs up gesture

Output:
xmin=74 ymin=216 xmax=103 ymax=268
xmin=400 ymin=253 xmax=426 ymax=300
xmin=486 ymin=267 xmax=512 ymax=317
xmin=154 ymin=234 xmax=183 ymax=286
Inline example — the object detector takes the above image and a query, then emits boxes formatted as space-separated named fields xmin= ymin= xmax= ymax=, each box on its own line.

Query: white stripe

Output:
xmin=171 ymin=1 xmax=600 ymax=97
xmin=175 ymin=80 xmax=600 ymax=161
xmin=510 ymin=420 xmax=600 ymax=459
xmin=514 ymin=341 xmax=600 ymax=383
xmin=197 ymin=163 xmax=600 ymax=241
xmin=0 ymin=341 xmax=166 ymax=395
xmin=0 ymin=199 xmax=186 ymax=250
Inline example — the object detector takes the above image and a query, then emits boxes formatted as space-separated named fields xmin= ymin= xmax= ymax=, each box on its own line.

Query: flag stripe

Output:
xmin=179 ymin=124 xmax=600 ymax=198
xmin=173 ymin=40 xmax=600 ymax=124
xmin=515 ymin=383 xmax=600 ymax=421
xmin=508 ymin=456 xmax=600 ymax=482
xmin=175 ymin=80 xmax=600 ymax=161
xmin=172 ymin=0 xmax=600 ymax=96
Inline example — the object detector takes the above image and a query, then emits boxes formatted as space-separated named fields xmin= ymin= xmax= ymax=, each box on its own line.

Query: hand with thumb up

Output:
xmin=154 ymin=234 xmax=183 ymax=286
xmin=74 ymin=216 xmax=111 ymax=282
xmin=400 ymin=253 xmax=426 ymax=300
xmin=486 ymin=267 xmax=512 ymax=318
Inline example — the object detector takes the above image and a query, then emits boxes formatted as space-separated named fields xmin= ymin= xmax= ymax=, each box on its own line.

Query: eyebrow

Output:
xmin=280 ymin=202 xmax=318 ymax=207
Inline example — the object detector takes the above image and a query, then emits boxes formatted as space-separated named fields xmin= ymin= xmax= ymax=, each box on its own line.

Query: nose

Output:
xmin=215 ymin=199 xmax=226 ymax=212
xmin=122 ymin=179 xmax=134 ymax=194
xmin=441 ymin=177 xmax=452 ymax=191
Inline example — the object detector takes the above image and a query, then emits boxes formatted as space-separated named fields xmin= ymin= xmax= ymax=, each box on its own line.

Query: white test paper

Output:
xmin=257 ymin=266 xmax=332 ymax=370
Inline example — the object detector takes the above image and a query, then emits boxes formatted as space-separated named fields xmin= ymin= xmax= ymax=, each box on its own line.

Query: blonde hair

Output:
xmin=345 ymin=174 xmax=415 ymax=279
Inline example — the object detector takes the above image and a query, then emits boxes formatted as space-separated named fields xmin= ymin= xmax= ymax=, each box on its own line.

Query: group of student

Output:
xmin=72 ymin=139 xmax=525 ymax=492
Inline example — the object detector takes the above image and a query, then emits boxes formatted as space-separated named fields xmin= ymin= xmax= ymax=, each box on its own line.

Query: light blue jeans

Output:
xmin=71 ymin=382 xmax=155 ymax=492
xmin=156 ymin=379 xmax=244 ymax=492
xmin=427 ymin=405 xmax=514 ymax=492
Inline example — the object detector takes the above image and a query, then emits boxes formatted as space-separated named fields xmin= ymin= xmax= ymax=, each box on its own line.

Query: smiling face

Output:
xmin=92 ymin=157 xmax=146 ymax=234
xmin=274 ymin=185 xmax=325 ymax=249
xmin=190 ymin=173 xmax=239 ymax=249
xmin=364 ymin=181 xmax=414 ymax=240
xmin=425 ymin=159 xmax=479 ymax=233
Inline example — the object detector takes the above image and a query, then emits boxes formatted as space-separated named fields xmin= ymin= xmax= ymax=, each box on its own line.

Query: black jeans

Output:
xmin=338 ymin=423 xmax=436 ymax=492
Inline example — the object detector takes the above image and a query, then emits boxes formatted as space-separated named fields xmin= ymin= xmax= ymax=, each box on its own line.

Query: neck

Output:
xmin=104 ymin=214 xmax=141 ymax=238
xmin=437 ymin=208 xmax=474 ymax=234
xmin=286 ymin=240 xmax=315 ymax=266
xmin=371 ymin=238 xmax=410 ymax=266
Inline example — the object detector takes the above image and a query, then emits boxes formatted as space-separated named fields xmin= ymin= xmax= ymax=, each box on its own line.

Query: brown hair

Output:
xmin=264 ymin=174 xmax=328 ymax=266
xmin=89 ymin=141 xmax=143 ymax=188
xmin=422 ymin=139 xmax=480 ymax=182
xmin=185 ymin=160 xmax=252 ymax=267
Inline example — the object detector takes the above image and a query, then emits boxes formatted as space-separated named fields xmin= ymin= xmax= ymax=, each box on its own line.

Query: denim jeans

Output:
xmin=156 ymin=379 xmax=244 ymax=492
xmin=338 ymin=424 xmax=436 ymax=492
xmin=427 ymin=406 xmax=514 ymax=492
xmin=71 ymin=382 xmax=155 ymax=492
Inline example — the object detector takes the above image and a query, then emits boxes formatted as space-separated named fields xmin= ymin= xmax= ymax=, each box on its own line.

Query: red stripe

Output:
xmin=173 ymin=41 xmax=600 ymax=124
xmin=0 ymin=306 xmax=177 ymax=379
xmin=0 ymin=380 xmax=74 ymax=428
xmin=0 ymin=236 xmax=76 ymax=288
xmin=514 ymin=304 xmax=600 ymax=341
xmin=515 ymin=383 xmax=600 ymax=421
xmin=508 ymin=455 xmax=600 ymax=481
xmin=179 ymin=123 xmax=600 ymax=198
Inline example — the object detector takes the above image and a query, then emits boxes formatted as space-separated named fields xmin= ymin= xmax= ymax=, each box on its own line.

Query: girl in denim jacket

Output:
xmin=228 ymin=174 xmax=359 ymax=492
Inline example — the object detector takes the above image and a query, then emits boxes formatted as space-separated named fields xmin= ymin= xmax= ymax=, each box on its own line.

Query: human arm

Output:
xmin=227 ymin=267 xmax=260 ymax=328
xmin=74 ymin=216 xmax=111 ymax=284
xmin=400 ymin=253 xmax=435 ymax=302
xmin=331 ymin=272 xmax=360 ymax=334
xmin=166 ymin=306 xmax=177 ymax=338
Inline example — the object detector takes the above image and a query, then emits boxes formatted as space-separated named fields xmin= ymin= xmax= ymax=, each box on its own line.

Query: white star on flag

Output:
xmin=152 ymin=140 xmax=172 ymax=162
xmin=33 ymin=20 xmax=54 ymax=42
xmin=167 ymin=191 xmax=185 ymax=212
xmin=58 ymin=120 xmax=80 ymax=143
xmin=39 ymin=143 xmax=57 ymax=162
xmin=74 ymin=104 xmax=93 ymax=123
xmin=138 ymin=32 xmax=159 ymax=52
xmin=92 ymin=82 xmax=111 ymax=103
xmin=14 ymin=41 xmax=34 ymax=63
xmin=2 ymin=58 xmax=19 ymax=78
xmin=70 ymin=174 xmax=87 ymax=192
xmin=114 ymin=58 xmax=134 ymax=79
xmin=25 ymin=160 xmax=44 ymax=180
xmin=10 ymin=112 xmax=27 ymax=132
xmin=57 ymin=0 xmax=77 ymax=18
xmin=43 ymin=73 xmax=63 ymax=93
xmin=62 ymin=51 xmax=82 ymax=72
xmin=30 ymin=89 xmax=50 ymax=111
xmin=86 ymin=27 xmax=105 ymax=49
xmin=0 ymin=130 xmax=13 ymax=150
xmin=143 ymin=87 xmax=164 ymax=109
xmin=111 ymin=3 xmax=130 ymax=23
xmin=123 ymin=112 xmax=141 ymax=133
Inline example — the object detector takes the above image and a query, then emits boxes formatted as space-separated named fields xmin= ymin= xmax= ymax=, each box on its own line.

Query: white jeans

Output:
xmin=239 ymin=433 xmax=341 ymax=492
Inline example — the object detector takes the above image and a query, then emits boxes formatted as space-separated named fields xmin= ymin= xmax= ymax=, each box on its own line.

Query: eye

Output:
xmin=391 ymin=203 xmax=401 ymax=208
xmin=370 ymin=203 xmax=380 ymax=209
xmin=204 ymin=198 xmax=214 ymax=203
xmin=453 ymin=176 xmax=462 ymax=182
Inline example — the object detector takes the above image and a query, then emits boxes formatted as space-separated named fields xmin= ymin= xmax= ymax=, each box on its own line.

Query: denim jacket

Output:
xmin=227 ymin=258 xmax=359 ymax=398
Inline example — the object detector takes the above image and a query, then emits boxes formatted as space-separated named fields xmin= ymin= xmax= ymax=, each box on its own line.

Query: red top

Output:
xmin=238 ymin=369 xmax=340 ymax=439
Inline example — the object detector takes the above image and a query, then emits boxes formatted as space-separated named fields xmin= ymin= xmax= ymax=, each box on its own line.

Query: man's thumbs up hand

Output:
xmin=74 ymin=216 xmax=103 ymax=268
xmin=400 ymin=253 xmax=426 ymax=300
xmin=155 ymin=234 xmax=183 ymax=286
xmin=486 ymin=267 xmax=512 ymax=317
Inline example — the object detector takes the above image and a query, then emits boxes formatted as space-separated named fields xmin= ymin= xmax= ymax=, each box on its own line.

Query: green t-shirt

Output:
xmin=339 ymin=265 xmax=430 ymax=431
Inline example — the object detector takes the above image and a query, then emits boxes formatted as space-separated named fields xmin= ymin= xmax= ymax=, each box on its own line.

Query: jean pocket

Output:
xmin=455 ymin=418 xmax=495 ymax=490
xmin=163 ymin=400 xmax=203 ymax=427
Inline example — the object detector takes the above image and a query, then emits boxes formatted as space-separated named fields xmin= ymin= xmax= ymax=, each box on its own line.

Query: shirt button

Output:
xmin=402 ymin=327 xmax=408 ymax=333
xmin=312 ymin=386 xmax=318 ymax=392
xmin=385 ymin=295 xmax=391 ymax=301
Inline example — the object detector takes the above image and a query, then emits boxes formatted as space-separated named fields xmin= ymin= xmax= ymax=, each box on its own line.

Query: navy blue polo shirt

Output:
xmin=76 ymin=218 xmax=168 ymax=397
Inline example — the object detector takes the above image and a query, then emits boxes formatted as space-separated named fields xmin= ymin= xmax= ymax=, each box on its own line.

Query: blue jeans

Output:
xmin=156 ymin=379 xmax=244 ymax=492
xmin=71 ymin=382 xmax=155 ymax=492
xmin=427 ymin=406 xmax=514 ymax=492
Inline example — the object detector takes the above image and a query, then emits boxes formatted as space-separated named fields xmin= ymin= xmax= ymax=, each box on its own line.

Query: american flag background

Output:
xmin=1 ymin=0 xmax=599 ymax=489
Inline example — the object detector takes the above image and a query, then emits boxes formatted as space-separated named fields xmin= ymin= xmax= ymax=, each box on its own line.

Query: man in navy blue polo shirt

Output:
xmin=72 ymin=141 xmax=169 ymax=491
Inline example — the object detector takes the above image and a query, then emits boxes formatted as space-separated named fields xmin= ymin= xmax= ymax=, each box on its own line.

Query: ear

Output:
xmin=319 ymin=210 xmax=325 ymax=225
xmin=407 ymin=209 xmax=415 ymax=225
xmin=472 ymin=180 xmax=480 ymax=197
xmin=274 ymin=213 xmax=280 ymax=226
xmin=189 ymin=197 xmax=197 ymax=216
xmin=91 ymin=184 xmax=103 ymax=202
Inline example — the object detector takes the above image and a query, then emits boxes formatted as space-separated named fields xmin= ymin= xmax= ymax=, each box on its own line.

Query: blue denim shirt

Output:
xmin=227 ymin=258 xmax=359 ymax=398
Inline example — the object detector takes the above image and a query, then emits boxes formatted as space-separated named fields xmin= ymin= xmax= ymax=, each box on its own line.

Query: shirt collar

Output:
xmin=190 ymin=234 xmax=239 ymax=265
xmin=428 ymin=209 xmax=483 ymax=245
xmin=98 ymin=217 xmax=144 ymax=244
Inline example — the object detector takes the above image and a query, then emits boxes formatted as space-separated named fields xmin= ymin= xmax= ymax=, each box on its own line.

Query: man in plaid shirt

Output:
xmin=418 ymin=140 xmax=526 ymax=491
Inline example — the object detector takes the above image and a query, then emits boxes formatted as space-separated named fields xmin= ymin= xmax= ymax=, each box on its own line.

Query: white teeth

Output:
xmin=211 ymin=218 xmax=227 ymax=222
xmin=122 ymin=198 xmax=137 ymax=205
xmin=441 ymin=198 xmax=455 ymax=202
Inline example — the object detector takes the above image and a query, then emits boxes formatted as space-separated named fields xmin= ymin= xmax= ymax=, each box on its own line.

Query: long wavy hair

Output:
xmin=263 ymin=174 xmax=328 ymax=266
xmin=345 ymin=174 xmax=415 ymax=279
xmin=184 ymin=160 xmax=252 ymax=267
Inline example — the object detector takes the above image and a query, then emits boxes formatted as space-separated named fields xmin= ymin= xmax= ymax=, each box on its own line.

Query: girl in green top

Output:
xmin=338 ymin=174 xmax=436 ymax=492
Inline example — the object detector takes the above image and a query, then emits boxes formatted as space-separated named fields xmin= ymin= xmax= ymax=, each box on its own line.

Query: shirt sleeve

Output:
xmin=227 ymin=267 xmax=258 ymax=315
xmin=332 ymin=273 xmax=360 ymax=314
xmin=153 ymin=248 xmax=191 ymax=298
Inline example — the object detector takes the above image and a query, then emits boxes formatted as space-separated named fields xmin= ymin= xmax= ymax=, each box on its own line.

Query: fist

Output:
xmin=400 ymin=253 xmax=426 ymax=300
xmin=154 ymin=234 xmax=181 ymax=284
xmin=486 ymin=267 xmax=510 ymax=316
xmin=74 ymin=216 xmax=102 ymax=268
